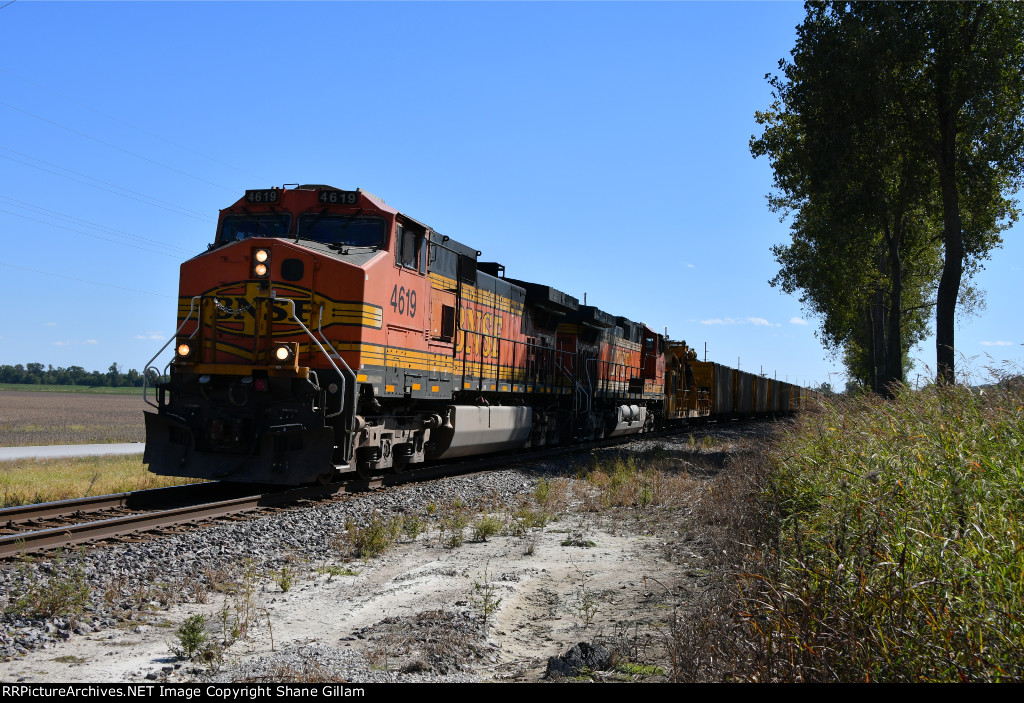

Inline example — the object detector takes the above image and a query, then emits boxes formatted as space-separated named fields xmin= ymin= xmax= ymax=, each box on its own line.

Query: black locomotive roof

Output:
xmin=503 ymin=277 xmax=578 ymax=314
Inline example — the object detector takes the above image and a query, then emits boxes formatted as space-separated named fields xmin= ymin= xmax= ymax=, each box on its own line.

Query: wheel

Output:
xmin=355 ymin=461 xmax=374 ymax=479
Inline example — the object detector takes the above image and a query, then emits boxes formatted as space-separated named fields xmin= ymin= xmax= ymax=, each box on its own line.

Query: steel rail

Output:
xmin=0 ymin=482 xmax=259 ymax=527
xmin=0 ymin=418 xmax=761 ymax=558
xmin=0 ymin=483 xmax=341 ymax=558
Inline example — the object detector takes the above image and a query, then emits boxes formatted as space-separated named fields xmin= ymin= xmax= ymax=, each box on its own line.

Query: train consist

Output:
xmin=143 ymin=186 xmax=817 ymax=484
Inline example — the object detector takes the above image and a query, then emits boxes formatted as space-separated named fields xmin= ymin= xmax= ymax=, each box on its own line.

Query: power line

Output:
xmin=0 ymin=65 xmax=269 ymax=183
xmin=0 ymin=207 xmax=189 ymax=259
xmin=0 ymin=1 xmax=16 ymax=11
xmin=0 ymin=147 xmax=216 ymax=223
xmin=0 ymin=261 xmax=173 ymax=298
xmin=0 ymin=99 xmax=237 ymax=192
xmin=0 ymin=195 xmax=195 ymax=255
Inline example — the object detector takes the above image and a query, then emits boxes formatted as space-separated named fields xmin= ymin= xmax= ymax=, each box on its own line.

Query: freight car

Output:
xmin=143 ymin=185 xmax=813 ymax=485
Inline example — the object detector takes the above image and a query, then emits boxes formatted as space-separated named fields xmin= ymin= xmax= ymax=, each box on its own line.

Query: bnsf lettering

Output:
xmin=454 ymin=306 xmax=506 ymax=358
xmin=211 ymin=298 xmax=311 ymax=328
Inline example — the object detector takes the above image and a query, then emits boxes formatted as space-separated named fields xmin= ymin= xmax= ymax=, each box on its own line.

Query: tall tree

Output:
xmin=752 ymin=2 xmax=942 ymax=395
xmin=754 ymin=2 xmax=1024 ymax=387
xmin=870 ymin=2 xmax=1024 ymax=383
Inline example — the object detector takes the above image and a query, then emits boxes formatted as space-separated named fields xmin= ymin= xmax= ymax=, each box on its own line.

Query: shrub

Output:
xmin=340 ymin=514 xmax=402 ymax=560
xmin=471 ymin=514 xmax=503 ymax=542
xmin=171 ymin=614 xmax=210 ymax=659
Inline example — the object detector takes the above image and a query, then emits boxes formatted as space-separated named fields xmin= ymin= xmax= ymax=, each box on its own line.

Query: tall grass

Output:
xmin=0 ymin=455 xmax=199 ymax=507
xmin=745 ymin=380 xmax=1024 ymax=681
xmin=582 ymin=452 xmax=691 ymax=510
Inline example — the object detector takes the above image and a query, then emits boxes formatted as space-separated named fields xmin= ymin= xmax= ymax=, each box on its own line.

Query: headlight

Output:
xmin=253 ymin=248 xmax=270 ymax=278
xmin=176 ymin=341 xmax=193 ymax=360
xmin=273 ymin=344 xmax=296 ymax=364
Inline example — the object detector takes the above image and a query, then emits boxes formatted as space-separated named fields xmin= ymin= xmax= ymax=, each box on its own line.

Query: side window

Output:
xmin=396 ymin=223 xmax=425 ymax=272
xmin=440 ymin=305 xmax=456 ymax=340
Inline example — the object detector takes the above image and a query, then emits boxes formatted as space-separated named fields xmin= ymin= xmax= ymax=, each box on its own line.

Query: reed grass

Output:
xmin=745 ymin=379 xmax=1024 ymax=681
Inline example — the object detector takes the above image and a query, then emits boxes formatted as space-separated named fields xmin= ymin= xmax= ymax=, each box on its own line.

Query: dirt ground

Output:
xmin=0 ymin=430 xmax=760 ymax=683
xmin=0 ymin=390 xmax=145 ymax=446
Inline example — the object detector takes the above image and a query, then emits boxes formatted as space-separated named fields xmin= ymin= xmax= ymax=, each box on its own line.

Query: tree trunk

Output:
xmin=885 ymin=219 xmax=905 ymax=396
xmin=872 ymin=287 xmax=888 ymax=394
xmin=935 ymin=132 xmax=963 ymax=385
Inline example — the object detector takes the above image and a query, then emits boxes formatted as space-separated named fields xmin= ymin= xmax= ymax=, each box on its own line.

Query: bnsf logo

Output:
xmin=182 ymin=283 xmax=314 ymax=337
xmin=455 ymin=305 xmax=506 ymax=358
xmin=214 ymin=296 xmax=312 ymax=324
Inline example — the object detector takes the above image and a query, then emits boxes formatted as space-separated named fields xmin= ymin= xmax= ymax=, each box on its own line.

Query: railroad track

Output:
xmin=0 ymin=422 xmax=742 ymax=559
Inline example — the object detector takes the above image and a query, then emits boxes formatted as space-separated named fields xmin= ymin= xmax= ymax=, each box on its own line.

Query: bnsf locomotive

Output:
xmin=143 ymin=185 xmax=815 ymax=484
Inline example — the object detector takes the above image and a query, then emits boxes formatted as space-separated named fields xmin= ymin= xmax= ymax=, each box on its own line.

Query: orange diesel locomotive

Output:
xmin=144 ymin=185 xmax=811 ymax=484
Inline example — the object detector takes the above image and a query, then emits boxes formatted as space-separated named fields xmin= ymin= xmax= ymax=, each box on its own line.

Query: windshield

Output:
xmin=218 ymin=214 xmax=292 ymax=244
xmin=298 ymin=214 xmax=386 ymax=248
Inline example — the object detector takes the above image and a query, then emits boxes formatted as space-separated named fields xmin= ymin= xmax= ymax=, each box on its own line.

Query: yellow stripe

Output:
xmin=427 ymin=274 xmax=525 ymax=315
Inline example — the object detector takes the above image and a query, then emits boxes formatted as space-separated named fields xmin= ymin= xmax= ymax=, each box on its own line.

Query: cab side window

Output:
xmin=396 ymin=224 xmax=426 ymax=273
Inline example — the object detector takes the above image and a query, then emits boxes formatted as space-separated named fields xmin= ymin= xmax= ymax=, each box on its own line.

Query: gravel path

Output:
xmin=0 ymin=424 xmax=774 ymax=683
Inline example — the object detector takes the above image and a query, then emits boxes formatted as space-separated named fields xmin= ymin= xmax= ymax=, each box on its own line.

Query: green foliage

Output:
xmin=171 ymin=614 xmax=210 ymax=659
xmin=510 ymin=506 xmax=550 ymax=532
xmin=316 ymin=565 xmax=360 ymax=578
xmin=752 ymin=3 xmax=945 ymax=393
xmin=439 ymin=500 xmax=470 ymax=548
xmin=275 ymin=566 xmax=294 ymax=593
xmin=748 ymin=380 xmax=1024 ymax=680
xmin=341 ymin=514 xmax=402 ymax=560
xmin=617 ymin=662 xmax=665 ymax=676
xmin=573 ymin=561 xmax=599 ymax=628
xmin=584 ymin=454 xmax=661 ymax=508
xmin=534 ymin=478 xmax=553 ymax=505
xmin=472 ymin=563 xmax=503 ymax=628
xmin=753 ymin=2 xmax=1024 ymax=388
xmin=0 ymin=362 xmax=146 ymax=388
xmin=471 ymin=514 xmax=503 ymax=542
xmin=8 ymin=551 xmax=90 ymax=618
xmin=401 ymin=513 xmax=424 ymax=541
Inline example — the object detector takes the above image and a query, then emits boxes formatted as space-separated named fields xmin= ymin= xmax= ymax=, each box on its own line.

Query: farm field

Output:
xmin=0 ymin=384 xmax=144 ymax=395
xmin=0 ymin=389 xmax=145 ymax=447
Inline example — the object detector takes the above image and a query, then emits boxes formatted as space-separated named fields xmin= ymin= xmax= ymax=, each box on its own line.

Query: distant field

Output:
xmin=0 ymin=384 xmax=145 ymax=395
xmin=0 ymin=390 xmax=145 ymax=446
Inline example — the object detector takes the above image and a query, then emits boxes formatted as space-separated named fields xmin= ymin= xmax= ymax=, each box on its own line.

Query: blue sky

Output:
xmin=0 ymin=1 xmax=1020 ymax=389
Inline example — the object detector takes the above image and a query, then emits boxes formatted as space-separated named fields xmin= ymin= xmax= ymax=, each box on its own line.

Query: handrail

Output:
xmin=143 ymin=296 xmax=201 ymax=409
xmin=316 ymin=302 xmax=357 ymax=422
xmin=274 ymin=297 xmax=348 ymax=419
xmin=555 ymin=358 xmax=589 ymax=413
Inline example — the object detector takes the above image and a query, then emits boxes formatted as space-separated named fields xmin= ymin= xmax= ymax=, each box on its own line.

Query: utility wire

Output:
xmin=0 ymin=261 xmax=173 ymax=298
xmin=0 ymin=1 xmax=16 ymax=11
xmin=0 ymin=207 xmax=189 ymax=259
xmin=0 ymin=147 xmax=216 ymax=223
xmin=0 ymin=195 xmax=195 ymax=254
xmin=0 ymin=66 xmax=269 ymax=184
xmin=0 ymin=99 xmax=237 ymax=192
